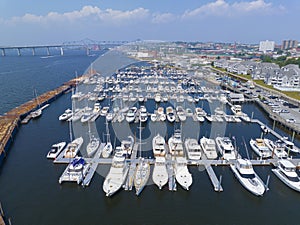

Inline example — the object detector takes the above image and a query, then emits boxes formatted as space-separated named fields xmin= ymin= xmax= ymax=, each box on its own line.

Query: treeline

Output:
xmin=260 ymin=54 xmax=300 ymax=68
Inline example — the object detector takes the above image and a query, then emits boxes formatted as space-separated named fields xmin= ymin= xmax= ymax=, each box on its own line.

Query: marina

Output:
xmin=1 ymin=50 xmax=300 ymax=225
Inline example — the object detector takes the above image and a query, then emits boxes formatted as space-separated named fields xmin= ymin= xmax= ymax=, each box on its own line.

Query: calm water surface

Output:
xmin=0 ymin=51 xmax=300 ymax=225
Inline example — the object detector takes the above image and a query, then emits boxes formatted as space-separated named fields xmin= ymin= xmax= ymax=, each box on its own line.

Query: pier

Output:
xmin=0 ymin=71 xmax=96 ymax=167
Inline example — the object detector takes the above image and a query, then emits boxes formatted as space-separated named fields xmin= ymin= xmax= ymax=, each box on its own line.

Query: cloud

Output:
xmin=5 ymin=6 xmax=150 ymax=26
xmin=182 ymin=0 xmax=285 ymax=18
xmin=152 ymin=13 xmax=176 ymax=24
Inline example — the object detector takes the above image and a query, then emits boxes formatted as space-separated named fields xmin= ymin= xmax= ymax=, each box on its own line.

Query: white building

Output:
xmin=259 ymin=40 xmax=275 ymax=53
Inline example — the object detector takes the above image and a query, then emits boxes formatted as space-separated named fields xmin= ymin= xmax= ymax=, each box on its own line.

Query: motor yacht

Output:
xmin=215 ymin=137 xmax=236 ymax=160
xmin=249 ymin=138 xmax=272 ymax=159
xmin=230 ymin=158 xmax=265 ymax=196
xmin=152 ymin=133 xmax=166 ymax=157
xmin=47 ymin=142 xmax=66 ymax=159
xmin=200 ymin=137 xmax=218 ymax=159
xmin=152 ymin=156 xmax=168 ymax=189
xmin=184 ymin=138 xmax=201 ymax=160
xmin=174 ymin=157 xmax=193 ymax=190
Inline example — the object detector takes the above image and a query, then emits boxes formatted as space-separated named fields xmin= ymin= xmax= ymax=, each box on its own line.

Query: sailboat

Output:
xmin=134 ymin=120 xmax=150 ymax=196
xmin=31 ymin=89 xmax=42 ymax=119
xmin=86 ymin=121 xmax=100 ymax=157
xmin=63 ymin=120 xmax=83 ymax=158
xmin=102 ymin=119 xmax=113 ymax=158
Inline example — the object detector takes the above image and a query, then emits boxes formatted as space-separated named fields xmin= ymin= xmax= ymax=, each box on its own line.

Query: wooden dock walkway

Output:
xmin=124 ymin=143 xmax=138 ymax=191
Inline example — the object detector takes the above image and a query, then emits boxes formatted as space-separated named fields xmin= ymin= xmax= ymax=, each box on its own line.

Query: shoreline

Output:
xmin=0 ymin=70 xmax=95 ymax=168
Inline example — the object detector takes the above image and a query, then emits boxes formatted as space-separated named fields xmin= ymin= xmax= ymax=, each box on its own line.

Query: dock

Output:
xmin=82 ymin=143 xmax=105 ymax=186
xmin=0 ymin=69 xmax=97 ymax=167
xmin=166 ymin=154 xmax=176 ymax=191
xmin=205 ymin=165 xmax=223 ymax=192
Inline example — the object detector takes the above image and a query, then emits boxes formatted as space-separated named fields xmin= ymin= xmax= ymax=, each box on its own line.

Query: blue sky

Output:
xmin=0 ymin=0 xmax=299 ymax=45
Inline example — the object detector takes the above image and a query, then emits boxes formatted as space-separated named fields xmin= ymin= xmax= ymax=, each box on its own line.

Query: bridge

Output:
xmin=0 ymin=39 xmax=129 ymax=56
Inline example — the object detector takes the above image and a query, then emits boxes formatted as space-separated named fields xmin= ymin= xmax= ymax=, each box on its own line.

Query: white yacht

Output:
xmin=154 ymin=93 xmax=162 ymax=103
xmin=200 ymin=137 xmax=218 ymax=159
xmin=281 ymin=138 xmax=300 ymax=154
xmin=100 ymin=106 xmax=110 ymax=117
xmin=195 ymin=108 xmax=206 ymax=122
xmin=184 ymin=138 xmax=201 ymax=160
xmin=126 ymin=107 xmax=137 ymax=123
xmin=59 ymin=109 xmax=73 ymax=121
xmin=174 ymin=157 xmax=193 ymax=190
xmin=47 ymin=142 xmax=66 ymax=159
xmin=152 ymin=133 xmax=166 ymax=157
xmin=231 ymin=105 xmax=251 ymax=122
xmin=176 ymin=106 xmax=186 ymax=122
xmin=121 ymin=136 xmax=134 ymax=156
xmin=86 ymin=134 xmax=100 ymax=157
xmin=215 ymin=137 xmax=236 ymax=160
xmin=150 ymin=113 xmax=158 ymax=122
xmin=230 ymin=159 xmax=266 ymax=196
xmin=249 ymin=139 xmax=272 ymax=159
xmin=264 ymin=139 xmax=288 ymax=158
xmin=157 ymin=107 xmax=166 ymax=121
xmin=166 ymin=106 xmax=176 ymax=123
xmin=102 ymin=119 xmax=113 ymax=158
xmin=272 ymin=159 xmax=300 ymax=192
xmin=139 ymin=106 xmax=148 ymax=123
xmin=63 ymin=137 xmax=84 ymax=158
xmin=134 ymin=158 xmax=151 ymax=196
xmin=152 ymin=157 xmax=168 ymax=189
xmin=59 ymin=157 xmax=89 ymax=184
xmin=103 ymin=150 xmax=129 ymax=197
xmin=168 ymin=130 xmax=184 ymax=157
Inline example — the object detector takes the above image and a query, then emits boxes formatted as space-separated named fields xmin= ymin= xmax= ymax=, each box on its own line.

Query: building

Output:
xmin=281 ymin=40 xmax=298 ymax=50
xmin=259 ymin=40 xmax=275 ymax=53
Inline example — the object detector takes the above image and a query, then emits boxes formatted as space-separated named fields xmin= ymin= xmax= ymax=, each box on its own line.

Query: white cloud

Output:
xmin=3 ymin=6 xmax=149 ymax=26
xmin=182 ymin=0 xmax=285 ymax=18
xmin=152 ymin=13 xmax=176 ymax=24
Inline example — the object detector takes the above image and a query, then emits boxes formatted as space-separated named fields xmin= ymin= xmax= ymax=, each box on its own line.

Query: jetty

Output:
xmin=0 ymin=70 xmax=97 ymax=167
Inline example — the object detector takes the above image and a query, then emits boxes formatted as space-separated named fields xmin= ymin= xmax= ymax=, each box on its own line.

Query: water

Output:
xmin=0 ymin=51 xmax=300 ymax=225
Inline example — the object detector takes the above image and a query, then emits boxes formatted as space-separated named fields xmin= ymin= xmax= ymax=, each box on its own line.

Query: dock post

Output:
xmin=46 ymin=47 xmax=50 ymax=56
xmin=218 ymin=175 xmax=222 ymax=192
xmin=272 ymin=120 xmax=276 ymax=130
xmin=60 ymin=47 xmax=64 ymax=56
xmin=86 ymin=47 xmax=90 ymax=56
xmin=292 ymin=131 xmax=295 ymax=142
xmin=32 ymin=48 xmax=35 ymax=56
xmin=1 ymin=49 xmax=5 ymax=56
xmin=17 ymin=48 xmax=21 ymax=56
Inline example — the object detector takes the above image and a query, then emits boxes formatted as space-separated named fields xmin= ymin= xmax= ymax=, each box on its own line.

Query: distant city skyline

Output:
xmin=0 ymin=0 xmax=299 ymax=45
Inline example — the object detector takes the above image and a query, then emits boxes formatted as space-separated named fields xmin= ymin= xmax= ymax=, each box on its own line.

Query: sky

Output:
xmin=0 ymin=0 xmax=299 ymax=45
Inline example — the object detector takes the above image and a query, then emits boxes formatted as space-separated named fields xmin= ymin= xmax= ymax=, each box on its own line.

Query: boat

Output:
xmin=200 ymin=137 xmax=218 ymax=159
xmin=260 ymin=125 xmax=269 ymax=134
xmin=168 ymin=130 xmax=184 ymax=157
xmin=249 ymin=138 xmax=272 ymax=158
xmin=102 ymin=120 xmax=113 ymax=158
xmin=176 ymin=106 xmax=186 ymax=122
xmin=195 ymin=107 xmax=205 ymax=122
xmin=59 ymin=157 xmax=90 ymax=184
xmin=157 ymin=107 xmax=166 ymax=121
xmin=281 ymin=137 xmax=300 ymax=154
xmin=134 ymin=158 xmax=151 ymax=195
xmin=121 ymin=136 xmax=134 ymax=156
xmin=231 ymin=105 xmax=250 ymax=122
xmin=184 ymin=138 xmax=201 ymax=160
xmin=272 ymin=159 xmax=300 ymax=192
xmin=103 ymin=150 xmax=129 ymax=196
xmin=81 ymin=109 xmax=93 ymax=123
xmin=47 ymin=142 xmax=66 ymax=159
xmin=264 ymin=139 xmax=288 ymax=158
xmin=30 ymin=90 xmax=43 ymax=119
xmin=215 ymin=137 xmax=236 ymax=160
xmin=59 ymin=109 xmax=73 ymax=121
xmin=106 ymin=112 xmax=114 ymax=122
xmin=126 ymin=107 xmax=137 ymax=123
xmin=152 ymin=133 xmax=166 ymax=157
xmin=174 ymin=157 xmax=193 ymax=190
xmin=86 ymin=122 xmax=100 ymax=157
xmin=139 ymin=106 xmax=148 ymax=123
xmin=63 ymin=137 xmax=84 ymax=158
xmin=166 ymin=106 xmax=176 ymax=123
xmin=154 ymin=93 xmax=161 ymax=103
xmin=100 ymin=106 xmax=109 ymax=116
xmin=230 ymin=159 xmax=266 ymax=196
xmin=152 ymin=156 xmax=168 ymax=189
xmin=150 ymin=113 xmax=158 ymax=122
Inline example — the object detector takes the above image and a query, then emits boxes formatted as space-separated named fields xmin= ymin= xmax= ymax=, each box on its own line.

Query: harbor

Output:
xmin=1 ymin=51 xmax=300 ymax=225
